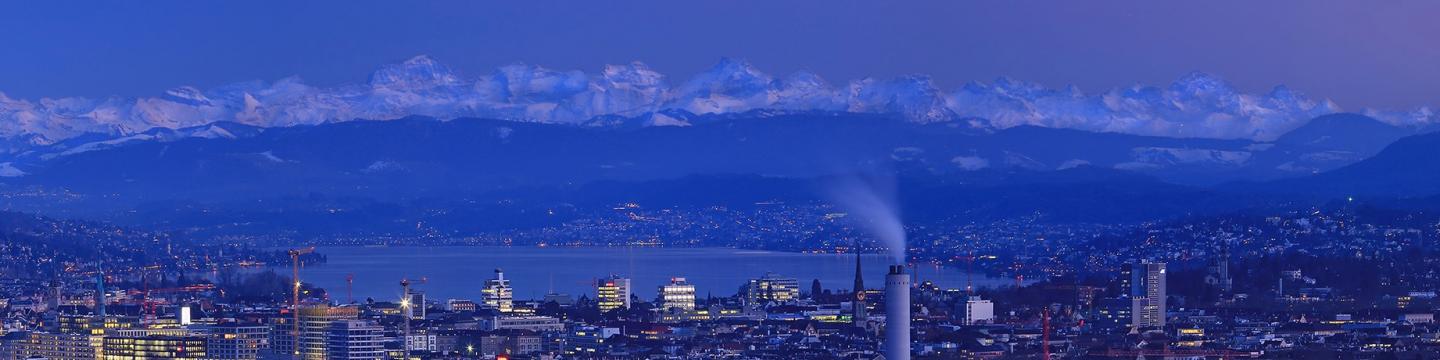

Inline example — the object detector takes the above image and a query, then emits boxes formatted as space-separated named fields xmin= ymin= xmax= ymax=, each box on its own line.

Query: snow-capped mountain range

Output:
xmin=1 ymin=55 xmax=1435 ymax=152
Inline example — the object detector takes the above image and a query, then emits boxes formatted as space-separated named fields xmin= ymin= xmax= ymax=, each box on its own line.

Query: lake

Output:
xmin=288 ymin=246 xmax=1007 ymax=303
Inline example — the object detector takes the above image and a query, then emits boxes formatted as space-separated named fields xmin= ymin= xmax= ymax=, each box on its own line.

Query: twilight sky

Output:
xmin=1 ymin=0 xmax=1437 ymax=109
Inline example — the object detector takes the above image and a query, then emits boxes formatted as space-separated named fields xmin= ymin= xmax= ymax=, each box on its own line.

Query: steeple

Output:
xmin=854 ymin=251 xmax=865 ymax=293
xmin=852 ymin=251 xmax=868 ymax=327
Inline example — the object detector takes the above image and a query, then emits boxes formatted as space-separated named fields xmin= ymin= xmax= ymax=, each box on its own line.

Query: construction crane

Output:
xmin=399 ymin=277 xmax=427 ymax=360
xmin=1013 ymin=261 xmax=1025 ymax=289
xmin=955 ymin=251 xmax=979 ymax=295
xmin=1042 ymin=307 xmax=1051 ymax=360
xmin=288 ymin=246 xmax=315 ymax=350
xmin=345 ymin=274 xmax=355 ymax=304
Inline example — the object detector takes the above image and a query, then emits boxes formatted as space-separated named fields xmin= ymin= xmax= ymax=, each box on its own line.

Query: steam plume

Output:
xmin=824 ymin=173 xmax=906 ymax=263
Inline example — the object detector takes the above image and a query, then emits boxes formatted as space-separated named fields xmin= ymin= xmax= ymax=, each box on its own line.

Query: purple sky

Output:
xmin=1 ymin=1 xmax=1437 ymax=109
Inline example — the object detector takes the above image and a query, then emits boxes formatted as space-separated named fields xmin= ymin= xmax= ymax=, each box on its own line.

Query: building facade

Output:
xmin=596 ymin=276 xmax=631 ymax=312
xmin=324 ymin=320 xmax=383 ymax=360
xmin=745 ymin=273 xmax=800 ymax=306
xmin=480 ymin=269 xmax=514 ymax=313
xmin=658 ymin=278 xmax=696 ymax=312
xmin=1129 ymin=261 xmax=1167 ymax=329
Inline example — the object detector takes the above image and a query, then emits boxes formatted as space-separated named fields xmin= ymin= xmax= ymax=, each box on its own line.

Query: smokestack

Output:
xmin=885 ymin=265 xmax=911 ymax=360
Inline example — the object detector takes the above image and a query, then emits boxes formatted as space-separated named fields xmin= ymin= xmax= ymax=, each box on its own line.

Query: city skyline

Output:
xmin=4 ymin=1 xmax=1440 ymax=359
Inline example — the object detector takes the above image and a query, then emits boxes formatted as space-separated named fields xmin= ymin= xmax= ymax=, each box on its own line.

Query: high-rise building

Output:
xmin=1129 ymin=261 xmax=1167 ymax=329
xmin=745 ymin=273 xmax=800 ymax=306
xmin=324 ymin=320 xmax=383 ymax=360
xmin=404 ymin=291 xmax=426 ymax=319
xmin=481 ymin=269 xmax=514 ymax=313
xmin=203 ymin=324 xmax=270 ymax=360
xmin=595 ymin=276 xmax=631 ymax=312
xmin=102 ymin=335 xmax=207 ymax=360
xmin=658 ymin=278 xmax=696 ymax=312
xmin=266 ymin=315 xmax=296 ymax=359
xmin=962 ymin=296 xmax=994 ymax=325
xmin=298 ymin=306 xmax=359 ymax=360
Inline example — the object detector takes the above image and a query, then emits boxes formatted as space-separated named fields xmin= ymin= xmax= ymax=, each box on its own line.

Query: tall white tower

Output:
xmin=885 ymin=265 xmax=911 ymax=360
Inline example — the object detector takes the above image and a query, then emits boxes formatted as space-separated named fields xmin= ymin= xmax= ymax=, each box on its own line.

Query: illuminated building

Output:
xmin=1092 ymin=297 xmax=1133 ymax=334
xmin=481 ymin=269 xmax=514 ymax=313
xmin=202 ymin=324 xmax=269 ymax=360
xmin=17 ymin=332 xmax=96 ymax=360
xmin=962 ymin=296 xmax=994 ymax=325
xmin=101 ymin=335 xmax=207 ymax=360
xmin=745 ymin=273 xmax=800 ymax=305
xmin=565 ymin=326 xmax=620 ymax=356
xmin=596 ymin=276 xmax=631 ymax=312
xmin=324 ymin=320 xmax=383 ymax=360
xmin=53 ymin=314 xmax=140 ymax=360
xmin=658 ymin=278 xmax=696 ymax=312
xmin=298 ymin=306 xmax=359 ymax=360
xmin=266 ymin=315 xmax=296 ymax=359
xmin=1174 ymin=326 xmax=1206 ymax=347
xmin=484 ymin=315 xmax=564 ymax=332
xmin=445 ymin=299 xmax=477 ymax=312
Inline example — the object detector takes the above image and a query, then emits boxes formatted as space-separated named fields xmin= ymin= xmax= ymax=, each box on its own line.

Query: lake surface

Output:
xmin=291 ymin=246 xmax=1007 ymax=302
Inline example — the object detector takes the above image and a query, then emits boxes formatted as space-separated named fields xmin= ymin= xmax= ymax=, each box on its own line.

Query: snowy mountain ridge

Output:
xmin=1 ymin=55 xmax=1433 ymax=152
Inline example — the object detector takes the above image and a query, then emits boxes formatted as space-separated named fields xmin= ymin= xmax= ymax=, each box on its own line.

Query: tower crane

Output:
xmin=288 ymin=246 xmax=315 ymax=350
xmin=400 ymin=277 xmax=427 ymax=360
xmin=345 ymin=274 xmax=355 ymax=304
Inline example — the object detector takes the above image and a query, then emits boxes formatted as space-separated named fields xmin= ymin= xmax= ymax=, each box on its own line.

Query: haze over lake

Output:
xmin=292 ymin=246 xmax=1006 ymax=302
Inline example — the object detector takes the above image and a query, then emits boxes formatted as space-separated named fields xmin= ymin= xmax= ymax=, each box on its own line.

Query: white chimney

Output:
xmin=885 ymin=265 xmax=911 ymax=360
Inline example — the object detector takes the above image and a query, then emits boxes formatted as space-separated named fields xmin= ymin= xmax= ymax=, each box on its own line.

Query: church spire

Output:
xmin=853 ymin=250 xmax=868 ymax=327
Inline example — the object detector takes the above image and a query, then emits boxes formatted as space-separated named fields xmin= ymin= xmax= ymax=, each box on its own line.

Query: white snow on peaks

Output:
xmin=368 ymin=55 xmax=461 ymax=90
xmin=0 ymin=55 xmax=1426 ymax=153
xmin=0 ymin=162 xmax=25 ymax=177
xmin=848 ymin=76 xmax=956 ymax=124
xmin=947 ymin=73 xmax=1343 ymax=140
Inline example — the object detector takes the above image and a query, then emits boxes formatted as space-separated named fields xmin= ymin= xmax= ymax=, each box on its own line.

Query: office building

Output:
xmin=596 ymin=276 xmax=631 ymax=312
xmin=658 ymin=278 xmax=697 ymax=312
xmin=16 ymin=332 xmax=96 ymax=360
xmin=481 ymin=269 xmax=514 ymax=313
xmin=962 ymin=296 xmax=995 ymax=325
xmin=324 ymin=320 xmax=383 ymax=360
xmin=299 ymin=306 xmax=359 ymax=360
xmin=266 ymin=315 xmax=296 ymax=359
xmin=484 ymin=315 xmax=564 ymax=332
xmin=565 ymin=326 xmax=620 ymax=356
xmin=404 ymin=291 xmax=426 ymax=319
xmin=444 ymin=299 xmax=477 ymax=312
xmin=203 ymin=324 xmax=269 ymax=360
xmin=745 ymin=273 xmax=800 ymax=305
xmin=102 ymin=335 xmax=207 ymax=360
xmin=1129 ymin=261 xmax=1167 ymax=329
